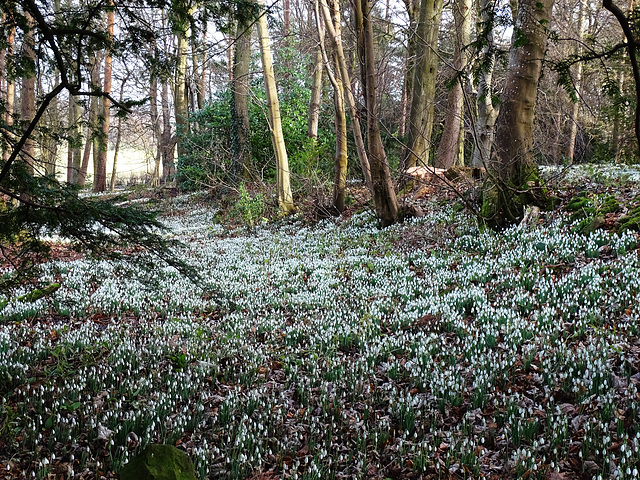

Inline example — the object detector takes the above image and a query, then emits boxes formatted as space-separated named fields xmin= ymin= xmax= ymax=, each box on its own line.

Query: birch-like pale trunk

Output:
xmin=472 ymin=0 xmax=499 ymax=168
xmin=307 ymin=46 xmax=324 ymax=140
xmin=256 ymin=0 xmax=295 ymax=213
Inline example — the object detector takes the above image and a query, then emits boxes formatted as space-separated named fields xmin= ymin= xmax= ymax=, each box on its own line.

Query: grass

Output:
xmin=0 ymin=166 xmax=640 ymax=479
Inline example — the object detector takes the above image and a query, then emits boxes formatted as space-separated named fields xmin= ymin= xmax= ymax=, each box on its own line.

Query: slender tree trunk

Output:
xmin=404 ymin=0 xmax=443 ymax=168
xmin=78 ymin=54 xmax=101 ymax=186
xmin=20 ymin=14 xmax=36 ymax=175
xmin=315 ymin=0 xmax=347 ymax=212
xmin=332 ymin=52 xmax=348 ymax=213
xmin=150 ymin=72 xmax=162 ymax=186
xmin=318 ymin=0 xmax=373 ymax=192
xmin=198 ymin=20 xmax=208 ymax=109
xmin=565 ymin=0 xmax=585 ymax=163
xmin=161 ymin=80 xmax=176 ymax=180
xmin=472 ymin=0 xmax=499 ymax=168
xmin=94 ymin=3 xmax=114 ymax=192
xmin=399 ymin=0 xmax=419 ymax=141
xmin=67 ymin=92 xmax=82 ymax=183
xmin=308 ymin=45 xmax=324 ymax=140
xmin=231 ymin=17 xmax=252 ymax=178
xmin=356 ymin=0 xmax=399 ymax=226
xmin=284 ymin=0 xmax=291 ymax=35
xmin=482 ymin=0 xmax=554 ymax=227
xmin=603 ymin=0 xmax=640 ymax=155
xmin=436 ymin=0 xmax=471 ymax=169
xmin=110 ymin=72 xmax=129 ymax=191
xmin=612 ymin=69 xmax=624 ymax=160
xmin=2 ymin=17 xmax=15 ymax=163
xmin=256 ymin=0 xmax=295 ymax=213
xmin=174 ymin=13 xmax=191 ymax=162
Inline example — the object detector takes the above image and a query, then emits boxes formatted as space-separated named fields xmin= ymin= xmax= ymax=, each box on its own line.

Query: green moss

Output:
xmin=619 ymin=203 xmax=640 ymax=232
xmin=480 ymin=166 xmax=552 ymax=230
xmin=599 ymin=195 xmax=620 ymax=215
xmin=118 ymin=444 xmax=197 ymax=480
xmin=16 ymin=283 xmax=60 ymax=303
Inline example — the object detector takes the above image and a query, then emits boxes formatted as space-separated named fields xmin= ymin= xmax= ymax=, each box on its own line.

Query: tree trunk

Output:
xmin=2 ymin=18 xmax=15 ymax=163
xmin=231 ymin=16 xmax=252 ymax=179
xmin=436 ymin=0 xmax=471 ymax=169
xmin=482 ymin=0 xmax=554 ymax=227
xmin=398 ymin=0 xmax=420 ymax=143
xmin=94 ymin=3 xmax=113 ymax=192
xmin=318 ymin=0 xmax=373 ymax=192
xmin=256 ymin=0 xmax=295 ymax=213
xmin=174 ymin=12 xmax=191 ymax=163
xmin=404 ymin=0 xmax=443 ymax=168
xmin=78 ymin=54 xmax=101 ymax=187
xmin=161 ymin=80 xmax=176 ymax=180
xmin=565 ymin=0 xmax=585 ymax=163
xmin=111 ymin=72 xmax=129 ymax=191
xmin=315 ymin=0 xmax=347 ymax=212
xmin=612 ymin=69 xmax=624 ymax=160
xmin=356 ymin=0 xmax=399 ymax=226
xmin=332 ymin=53 xmax=348 ymax=213
xmin=603 ymin=0 xmax=640 ymax=155
xmin=20 ymin=14 xmax=36 ymax=176
xmin=472 ymin=0 xmax=499 ymax=168
xmin=150 ymin=70 xmax=162 ymax=186
xmin=67 ymin=93 xmax=83 ymax=183
xmin=307 ymin=45 xmax=324 ymax=140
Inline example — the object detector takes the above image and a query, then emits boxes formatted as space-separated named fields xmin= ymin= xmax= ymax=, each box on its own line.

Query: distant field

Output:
xmin=52 ymin=147 xmax=155 ymax=185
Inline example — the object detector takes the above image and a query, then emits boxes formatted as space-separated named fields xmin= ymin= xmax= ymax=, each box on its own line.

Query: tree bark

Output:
xmin=174 ymin=10 xmax=192 ymax=164
xmin=2 ymin=18 xmax=15 ymax=163
xmin=20 ymin=13 xmax=36 ymax=175
xmin=565 ymin=0 xmax=585 ymax=163
xmin=78 ymin=54 xmax=101 ymax=187
xmin=472 ymin=0 xmax=500 ymax=168
xmin=603 ymin=0 xmax=640 ymax=156
xmin=256 ymin=0 xmax=295 ymax=213
xmin=398 ymin=0 xmax=420 ymax=142
xmin=404 ymin=0 xmax=443 ymax=168
xmin=308 ymin=45 xmax=324 ymax=140
xmin=436 ymin=0 xmax=471 ymax=169
xmin=110 ymin=74 xmax=128 ymax=191
xmin=231 ymin=16 xmax=252 ymax=179
xmin=356 ymin=0 xmax=399 ymax=226
xmin=318 ymin=0 xmax=373 ymax=192
xmin=94 ymin=2 xmax=113 ymax=192
xmin=482 ymin=0 xmax=554 ymax=227
xmin=161 ymin=79 xmax=176 ymax=180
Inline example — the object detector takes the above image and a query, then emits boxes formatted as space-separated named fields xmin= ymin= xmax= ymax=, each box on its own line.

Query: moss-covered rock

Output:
xmin=118 ymin=444 xmax=197 ymax=480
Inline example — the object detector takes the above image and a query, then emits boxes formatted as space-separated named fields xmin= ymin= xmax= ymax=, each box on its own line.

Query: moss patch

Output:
xmin=619 ymin=202 xmax=640 ymax=232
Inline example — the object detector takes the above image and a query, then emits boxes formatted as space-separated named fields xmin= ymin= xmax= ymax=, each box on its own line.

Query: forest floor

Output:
xmin=1 ymin=164 xmax=640 ymax=480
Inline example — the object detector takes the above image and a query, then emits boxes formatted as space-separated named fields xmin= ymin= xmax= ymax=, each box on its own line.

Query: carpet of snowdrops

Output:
xmin=1 ymin=170 xmax=640 ymax=479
